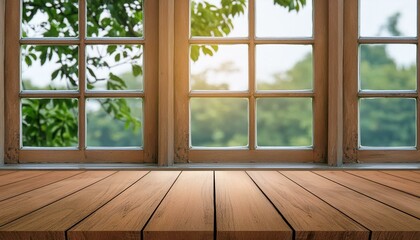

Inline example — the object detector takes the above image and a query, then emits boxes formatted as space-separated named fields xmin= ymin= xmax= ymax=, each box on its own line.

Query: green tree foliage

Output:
xmin=21 ymin=0 xmax=144 ymax=147
xmin=22 ymin=0 xmax=307 ymax=147
xmin=23 ymin=1 xmax=413 ymax=149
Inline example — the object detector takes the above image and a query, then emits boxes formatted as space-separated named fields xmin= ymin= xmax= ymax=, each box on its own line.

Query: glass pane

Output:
xmin=21 ymin=98 xmax=78 ymax=147
xmin=190 ymin=45 xmax=248 ymax=91
xmin=360 ymin=98 xmax=416 ymax=147
xmin=86 ymin=45 xmax=143 ymax=91
xmin=359 ymin=44 xmax=416 ymax=90
xmin=256 ymin=0 xmax=312 ymax=37
xmin=190 ymin=0 xmax=248 ymax=37
xmin=86 ymin=98 xmax=143 ymax=147
xmin=87 ymin=0 xmax=143 ymax=37
xmin=22 ymin=0 xmax=79 ymax=38
xmin=21 ymin=45 xmax=79 ymax=91
xmin=256 ymin=45 xmax=313 ymax=90
xmin=257 ymin=98 xmax=313 ymax=147
xmin=191 ymin=98 xmax=248 ymax=147
xmin=360 ymin=0 xmax=417 ymax=37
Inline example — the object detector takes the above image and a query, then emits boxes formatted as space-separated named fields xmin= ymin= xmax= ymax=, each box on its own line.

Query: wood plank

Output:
xmin=347 ymin=171 xmax=420 ymax=197
xmin=0 ymin=171 xmax=15 ymax=176
xmin=248 ymin=171 xmax=369 ymax=240
xmin=316 ymin=171 xmax=420 ymax=219
xmin=68 ymin=171 xmax=180 ymax=240
xmin=0 ymin=171 xmax=83 ymax=201
xmin=0 ymin=171 xmax=49 ymax=186
xmin=0 ymin=171 xmax=114 ymax=227
xmin=381 ymin=171 xmax=420 ymax=183
xmin=143 ymin=171 xmax=213 ymax=240
xmin=327 ymin=0 xmax=344 ymax=166
xmin=215 ymin=171 xmax=292 ymax=240
xmin=0 ymin=171 xmax=148 ymax=240
xmin=282 ymin=171 xmax=420 ymax=240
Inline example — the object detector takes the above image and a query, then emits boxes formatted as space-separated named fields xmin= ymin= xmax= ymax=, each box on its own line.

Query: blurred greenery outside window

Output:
xmin=17 ymin=0 xmax=418 ymax=150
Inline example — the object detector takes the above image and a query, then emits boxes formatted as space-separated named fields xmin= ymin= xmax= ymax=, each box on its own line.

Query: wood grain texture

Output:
xmin=315 ymin=171 xmax=420 ymax=219
xmin=158 ymin=0 xmax=175 ymax=166
xmin=0 ymin=171 xmax=147 ymax=240
xmin=282 ymin=171 xmax=420 ymax=240
xmin=68 ymin=171 xmax=180 ymax=240
xmin=0 ymin=171 xmax=114 ymax=227
xmin=216 ymin=171 xmax=292 ymax=240
xmin=327 ymin=0 xmax=343 ymax=166
xmin=0 ymin=171 xmax=83 ymax=201
xmin=0 ymin=0 xmax=4 ymax=165
xmin=248 ymin=171 xmax=369 ymax=240
xmin=381 ymin=171 xmax=420 ymax=183
xmin=347 ymin=171 xmax=420 ymax=197
xmin=143 ymin=171 xmax=214 ymax=240
xmin=4 ymin=0 xmax=20 ymax=163
xmin=0 ymin=171 xmax=14 ymax=176
xmin=0 ymin=171 xmax=49 ymax=186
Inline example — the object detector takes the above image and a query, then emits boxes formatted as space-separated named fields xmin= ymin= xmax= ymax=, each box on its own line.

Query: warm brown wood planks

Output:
xmin=0 ymin=171 xmax=114 ymax=227
xmin=0 ymin=171 xmax=49 ymax=186
xmin=316 ymin=171 xmax=420 ymax=218
xmin=216 ymin=171 xmax=292 ymax=240
xmin=0 ymin=171 xmax=15 ymax=176
xmin=381 ymin=171 xmax=420 ymax=183
xmin=143 ymin=171 xmax=214 ymax=240
xmin=347 ymin=171 xmax=420 ymax=197
xmin=0 ymin=171 xmax=83 ymax=201
xmin=68 ymin=171 xmax=180 ymax=240
xmin=0 ymin=171 xmax=147 ymax=240
xmin=282 ymin=171 xmax=420 ymax=240
xmin=248 ymin=171 xmax=369 ymax=240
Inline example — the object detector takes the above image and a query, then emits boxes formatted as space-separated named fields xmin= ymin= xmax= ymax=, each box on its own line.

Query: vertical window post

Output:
xmin=0 ymin=0 xmax=4 ymax=165
xmin=158 ymin=0 xmax=175 ymax=166
xmin=328 ymin=0 xmax=344 ymax=166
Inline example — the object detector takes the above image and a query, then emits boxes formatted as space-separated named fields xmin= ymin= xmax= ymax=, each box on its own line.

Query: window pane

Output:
xmin=86 ymin=45 xmax=143 ymax=91
xmin=86 ymin=98 xmax=143 ymax=147
xmin=256 ymin=45 xmax=313 ymax=91
xmin=22 ymin=0 xmax=79 ymax=38
xmin=360 ymin=98 xmax=416 ymax=147
xmin=190 ymin=45 xmax=248 ymax=91
xmin=256 ymin=0 xmax=312 ymax=37
xmin=359 ymin=44 xmax=416 ymax=91
xmin=87 ymin=0 xmax=143 ymax=37
xmin=21 ymin=98 xmax=78 ymax=147
xmin=191 ymin=98 xmax=248 ymax=147
xmin=190 ymin=0 xmax=248 ymax=37
xmin=360 ymin=0 xmax=417 ymax=37
xmin=257 ymin=98 xmax=313 ymax=147
xmin=21 ymin=45 xmax=79 ymax=91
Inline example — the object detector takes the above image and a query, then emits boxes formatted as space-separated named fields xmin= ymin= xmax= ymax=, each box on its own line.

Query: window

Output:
xmin=5 ymin=0 xmax=158 ymax=163
xmin=4 ymin=0 xmax=418 ymax=164
xmin=174 ymin=0 xmax=328 ymax=162
xmin=344 ymin=0 xmax=419 ymax=163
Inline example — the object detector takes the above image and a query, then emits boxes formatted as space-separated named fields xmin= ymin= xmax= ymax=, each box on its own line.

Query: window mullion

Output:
xmin=0 ymin=0 xmax=4 ymax=164
xmin=249 ymin=0 xmax=256 ymax=150
xmin=158 ymin=0 xmax=175 ymax=166
xmin=4 ymin=0 xmax=21 ymax=163
xmin=327 ymin=0 xmax=344 ymax=166
xmin=417 ymin=0 xmax=420 ymax=151
xmin=78 ymin=0 xmax=86 ymax=154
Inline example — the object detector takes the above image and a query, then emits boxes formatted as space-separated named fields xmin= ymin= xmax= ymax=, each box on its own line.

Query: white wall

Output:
xmin=0 ymin=0 xmax=5 ymax=165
